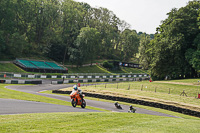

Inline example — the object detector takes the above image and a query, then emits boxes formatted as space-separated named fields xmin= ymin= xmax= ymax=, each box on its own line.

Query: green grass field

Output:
xmin=0 ymin=63 xmax=26 ymax=73
xmin=0 ymin=63 xmax=66 ymax=75
xmin=0 ymin=112 xmax=200 ymax=133
xmin=67 ymin=65 xmax=107 ymax=73
xmin=157 ymin=79 xmax=200 ymax=85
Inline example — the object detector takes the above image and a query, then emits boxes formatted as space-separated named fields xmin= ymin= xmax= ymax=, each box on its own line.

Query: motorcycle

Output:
xmin=128 ymin=108 xmax=136 ymax=113
xmin=114 ymin=102 xmax=122 ymax=109
xmin=70 ymin=91 xmax=86 ymax=108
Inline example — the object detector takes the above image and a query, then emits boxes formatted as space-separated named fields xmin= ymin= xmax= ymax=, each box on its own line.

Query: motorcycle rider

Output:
xmin=71 ymin=85 xmax=83 ymax=101
xmin=129 ymin=105 xmax=136 ymax=113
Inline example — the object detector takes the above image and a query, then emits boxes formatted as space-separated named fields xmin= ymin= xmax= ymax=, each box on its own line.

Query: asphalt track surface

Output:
xmin=1 ymin=83 xmax=178 ymax=118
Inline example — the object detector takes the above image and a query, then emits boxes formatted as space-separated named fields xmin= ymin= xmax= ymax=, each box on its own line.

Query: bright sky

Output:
xmin=75 ymin=0 xmax=191 ymax=34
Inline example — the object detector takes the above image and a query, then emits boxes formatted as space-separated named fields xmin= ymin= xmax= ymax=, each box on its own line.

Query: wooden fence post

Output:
xmin=180 ymin=90 xmax=187 ymax=97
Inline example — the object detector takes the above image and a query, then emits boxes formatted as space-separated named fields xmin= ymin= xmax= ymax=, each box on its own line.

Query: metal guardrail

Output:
xmin=0 ymin=72 xmax=149 ymax=79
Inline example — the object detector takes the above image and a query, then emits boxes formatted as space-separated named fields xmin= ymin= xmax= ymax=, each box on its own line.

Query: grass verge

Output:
xmin=0 ymin=63 xmax=25 ymax=73
xmin=0 ymin=112 xmax=200 ymax=133
xmin=67 ymin=65 xmax=107 ymax=73
xmin=155 ymin=79 xmax=200 ymax=85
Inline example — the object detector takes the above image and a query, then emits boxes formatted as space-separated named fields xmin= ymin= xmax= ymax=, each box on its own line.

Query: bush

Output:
xmin=103 ymin=61 xmax=114 ymax=69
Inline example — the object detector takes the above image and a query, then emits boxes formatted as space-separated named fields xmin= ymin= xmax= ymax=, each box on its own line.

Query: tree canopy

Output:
xmin=0 ymin=0 xmax=142 ymax=65
xmin=138 ymin=0 xmax=200 ymax=79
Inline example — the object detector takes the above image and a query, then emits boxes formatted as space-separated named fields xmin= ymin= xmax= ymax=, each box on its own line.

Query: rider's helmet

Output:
xmin=73 ymin=85 xmax=78 ymax=90
xmin=130 ymin=105 xmax=133 ymax=109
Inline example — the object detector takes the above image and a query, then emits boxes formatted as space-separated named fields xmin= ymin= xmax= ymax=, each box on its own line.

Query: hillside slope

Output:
xmin=0 ymin=63 xmax=146 ymax=74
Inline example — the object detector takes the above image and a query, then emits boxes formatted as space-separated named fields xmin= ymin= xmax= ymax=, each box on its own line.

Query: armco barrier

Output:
xmin=0 ymin=80 xmax=42 ymax=84
xmin=0 ymin=73 xmax=149 ymax=79
xmin=52 ymin=90 xmax=200 ymax=118
xmin=51 ymin=77 xmax=146 ymax=84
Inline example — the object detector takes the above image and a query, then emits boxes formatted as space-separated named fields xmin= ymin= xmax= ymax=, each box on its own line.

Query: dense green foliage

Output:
xmin=102 ymin=60 xmax=114 ymax=69
xmin=69 ymin=27 xmax=101 ymax=66
xmin=139 ymin=0 xmax=200 ymax=79
xmin=0 ymin=0 xmax=147 ymax=65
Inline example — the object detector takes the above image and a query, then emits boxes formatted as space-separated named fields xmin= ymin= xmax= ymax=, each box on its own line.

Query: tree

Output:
xmin=120 ymin=29 xmax=140 ymax=61
xmin=185 ymin=33 xmax=200 ymax=72
xmin=149 ymin=0 xmax=200 ymax=79
xmin=0 ymin=0 xmax=17 ymax=58
xmin=70 ymin=27 xmax=101 ymax=66
xmin=88 ymin=7 xmax=121 ymax=59
xmin=61 ymin=0 xmax=86 ymax=64
xmin=139 ymin=34 xmax=152 ymax=69
xmin=0 ymin=0 xmax=140 ymax=65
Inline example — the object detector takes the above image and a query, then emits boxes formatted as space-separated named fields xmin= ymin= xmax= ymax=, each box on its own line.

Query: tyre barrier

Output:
xmin=52 ymin=90 xmax=200 ymax=118
xmin=0 ymin=79 xmax=42 ymax=84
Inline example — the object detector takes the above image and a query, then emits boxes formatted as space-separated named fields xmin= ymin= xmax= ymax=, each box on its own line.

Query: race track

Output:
xmin=0 ymin=99 xmax=98 ymax=115
xmin=1 ymin=84 xmax=178 ymax=118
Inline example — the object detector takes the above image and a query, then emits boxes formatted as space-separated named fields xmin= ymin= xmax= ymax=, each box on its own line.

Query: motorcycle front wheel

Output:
xmin=71 ymin=99 xmax=77 ymax=107
xmin=81 ymin=99 xmax=86 ymax=108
